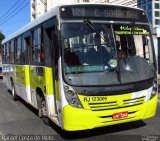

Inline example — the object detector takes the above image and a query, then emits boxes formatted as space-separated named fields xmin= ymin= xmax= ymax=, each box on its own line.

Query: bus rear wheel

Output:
xmin=11 ymin=81 xmax=18 ymax=101
xmin=37 ymin=95 xmax=50 ymax=125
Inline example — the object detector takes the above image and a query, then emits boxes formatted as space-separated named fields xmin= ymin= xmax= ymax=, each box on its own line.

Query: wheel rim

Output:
xmin=12 ymin=85 xmax=15 ymax=97
xmin=41 ymin=99 xmax=47 ymax=117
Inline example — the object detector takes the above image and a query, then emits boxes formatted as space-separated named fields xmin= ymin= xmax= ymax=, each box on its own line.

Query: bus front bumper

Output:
xmin=62 ymin=94 xmax=158 ymax=131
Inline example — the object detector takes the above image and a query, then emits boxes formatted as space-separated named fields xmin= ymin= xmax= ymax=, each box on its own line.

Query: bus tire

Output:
xmin=37 ymin=94 xmax=42 ymax=118
xmin=11 ymin=81 xmax=18 ymax=101
xmin=38 ymin=95 xmax=50 ymax=125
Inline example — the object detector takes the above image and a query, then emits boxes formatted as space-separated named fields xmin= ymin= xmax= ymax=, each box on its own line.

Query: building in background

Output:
xmin=137 ymin=0 xmax=160 ymax=77
xmin=137 ymin=0 xmax=160 ymax=29
xmin=31 ymin=0 xmax=47 ymax=21
xmin=109 ymin=0 xmax=137 ymax=7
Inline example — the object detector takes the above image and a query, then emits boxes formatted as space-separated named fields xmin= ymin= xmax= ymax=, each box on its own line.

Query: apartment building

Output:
xmin=137 ymin=0 xmax=160 ymax=29
xmin=137 ymin=0 xmax=160 ymax=76
xmin=109 ymin=0 xmax=137 ymax=7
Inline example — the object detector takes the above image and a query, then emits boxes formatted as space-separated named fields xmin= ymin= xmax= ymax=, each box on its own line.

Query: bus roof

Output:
xmin=2 ymin=3 xmax=145 ymax=44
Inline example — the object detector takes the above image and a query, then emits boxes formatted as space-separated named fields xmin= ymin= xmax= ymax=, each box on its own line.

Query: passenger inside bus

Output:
xmin=120 ymin=35 xmax=136 ymax=56
xmin=86 ymin=33 xmax=110 ymax=65
xmin=112 ymin=41 xmax=126 ymax=58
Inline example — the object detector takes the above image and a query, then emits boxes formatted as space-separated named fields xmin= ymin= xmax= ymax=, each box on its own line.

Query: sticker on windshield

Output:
xmin=65 ymin=65 xmax=104 ymax=73
xmin=114 ymin=25 xmax=150 ymax=36
xmin=108 ymin=59 xmax=117 ymax=68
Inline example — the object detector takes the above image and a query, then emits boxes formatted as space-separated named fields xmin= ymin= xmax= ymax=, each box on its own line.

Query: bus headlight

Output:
xmin=150 ymin=79 xmax=158 ymax=99
xmin=64 ymin=85 xmax=83 ymax=108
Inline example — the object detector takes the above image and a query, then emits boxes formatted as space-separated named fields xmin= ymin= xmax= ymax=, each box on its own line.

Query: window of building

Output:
xmin=83 ymin=0 xmax=89 ymax=2
xmin=155 ymin=19 xmax=160 ymax=25
xmin=32 ymin=27 xmax=44 ymax=63
xmin=155 ymin=3 xmax=160 ymax=9
xmin=155 ymin=11 xmax=160 ymax=17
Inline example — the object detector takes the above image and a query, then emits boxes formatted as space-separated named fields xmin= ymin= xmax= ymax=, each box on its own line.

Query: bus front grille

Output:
xmin=88 ymin=96 xmax=145 ymax=111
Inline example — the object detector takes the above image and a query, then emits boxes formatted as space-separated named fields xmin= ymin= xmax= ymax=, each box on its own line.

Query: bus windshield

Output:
xmin=61 ymin=22 xmax=155 ymax=86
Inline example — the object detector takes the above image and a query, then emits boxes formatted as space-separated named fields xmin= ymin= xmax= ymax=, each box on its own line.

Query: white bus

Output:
xmin=2 ymin=3 xmax=158 ymax=131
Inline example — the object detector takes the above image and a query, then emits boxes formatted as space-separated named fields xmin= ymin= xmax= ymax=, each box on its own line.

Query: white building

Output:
xmin=30 ymin=0 xmax=137 ymax=21
xmin=31 ymin=0 xmax=47 ymax=21
xmin=109 ymin=0 xmax=137 ymax=7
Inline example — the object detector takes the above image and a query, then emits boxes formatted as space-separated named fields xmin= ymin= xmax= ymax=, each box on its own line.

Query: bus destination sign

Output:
xmin=60 ymin=5 xmax=148 ymax=22
xmin=71 ymin=8 xmax=136 ymax=19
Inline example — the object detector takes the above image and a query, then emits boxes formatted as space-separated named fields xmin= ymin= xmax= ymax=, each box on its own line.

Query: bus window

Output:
xmin=10 ymin=40 xmax=14 ymax=63
xmin=23 ymin=35 xmax=30 ymax=64
xmin=44 ymin=25 xmax=55 ymax=67
xmin=32 ymin=27 xmax=44 ymax=63
xmin=15 ymin=37 xmax=22 ymax=63
xmin=6 ymin=43 xmax=10 ymax=63
xmin=3 ymin=44 xmax=6 ymax=63
xmin=1 ymin=45 xmax=4 ymax=63
xmin=14 ymin=39 xmax=17 ymax=63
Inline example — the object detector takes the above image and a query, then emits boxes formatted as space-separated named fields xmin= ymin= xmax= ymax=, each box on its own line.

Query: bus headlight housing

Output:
xmin=150 ymin=79 xmax=158 ymax=100
xmin=64 ymin=85 xmax=83 ymax=108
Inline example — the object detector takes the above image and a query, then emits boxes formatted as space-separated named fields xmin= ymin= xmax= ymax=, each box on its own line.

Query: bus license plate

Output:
xmin=112 ymin=111 xmax=128 ymax=120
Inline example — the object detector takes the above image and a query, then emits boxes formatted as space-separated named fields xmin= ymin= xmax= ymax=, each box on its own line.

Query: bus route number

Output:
xmin=84 ymin=96 xmax=107 ymax=102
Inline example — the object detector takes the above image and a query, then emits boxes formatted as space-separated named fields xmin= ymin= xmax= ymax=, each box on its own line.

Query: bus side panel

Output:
xmin=2 ymin=64 xmax=12 ymax=89
xmin=29 ymin=66 xmax=45 ymax=108
xmin=13 ymin=65 xmax=26 ymax=85
xmin=13 ymin=65 xmax=30 ymax=102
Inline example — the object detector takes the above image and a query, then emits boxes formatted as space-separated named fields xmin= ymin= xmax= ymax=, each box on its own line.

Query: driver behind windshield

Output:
xmin=85 ymin=33 xmax=111 ymax=65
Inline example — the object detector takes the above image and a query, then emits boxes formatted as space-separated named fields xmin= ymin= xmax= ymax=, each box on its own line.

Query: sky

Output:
xmin=0 ymin=0 xmax=30 ymax=38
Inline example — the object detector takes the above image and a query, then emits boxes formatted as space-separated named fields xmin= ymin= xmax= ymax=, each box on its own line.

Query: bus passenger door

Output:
xmin=23 ymin=34 xmax=32 ymax=104
xmin=44 ymin=23 xmax=59 ymax=122
xmin=158 ymin=37 xmax=160 ymax=78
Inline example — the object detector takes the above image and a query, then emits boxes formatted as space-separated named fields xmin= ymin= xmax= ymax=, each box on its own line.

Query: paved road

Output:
xmin=0 ymin=79 xmax=160 ymax=141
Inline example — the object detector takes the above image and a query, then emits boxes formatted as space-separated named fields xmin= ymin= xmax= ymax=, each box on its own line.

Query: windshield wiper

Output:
xmin=83 ymin=19 xmax=122 ymax=84
xmin=83 ymin=19 xmax=111 ymax=47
